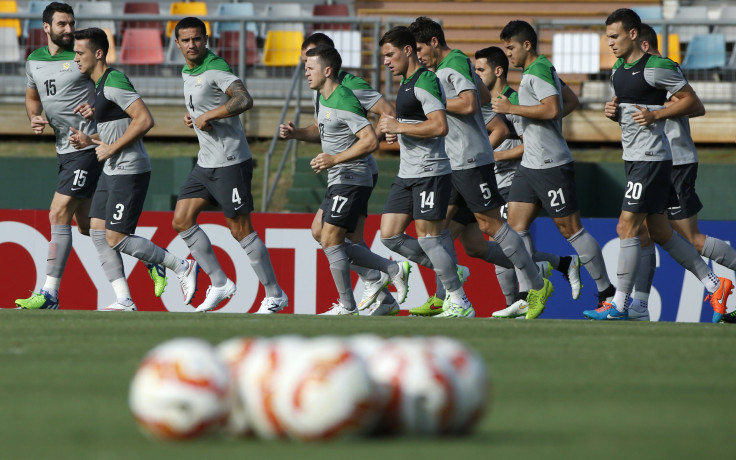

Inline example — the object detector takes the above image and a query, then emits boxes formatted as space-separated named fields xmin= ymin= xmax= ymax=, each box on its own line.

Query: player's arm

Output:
xmin=446 ymin=89 xmax=479 ymax=116
xmin=494 ymin=142 xmax=524 ymax=162
xmin=493 ymin=93 xmax=560 ymax=120
xmin=93 ymin=99 xmax=154 ymax=162
xmin=279 ymin=119 xmax=321 ymax=142
xmin=378 ymin=110 xmax=447 ymax=139
xmin=561 ymin=84 xmax=579 ymax=118
xmin=667 ymin=94 xmax=705 ymax=118
xmin=486 ymin=116 xmax=509 ymax=150
xmin=25 ymin=87 xmax=49 ymax=135
xmin=195 ymin=80 xmax=253 ymax=130
xmin=370 ymin=97 xmax=396 ymax=141
xmin=632 ymin=84 xmax=701 ymax=126
xmin=311 ymin=125 xmax=378 ymax=173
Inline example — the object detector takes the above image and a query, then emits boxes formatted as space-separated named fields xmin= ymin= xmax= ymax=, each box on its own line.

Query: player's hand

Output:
xmin=73 ymin=103 xmax=95 ymax=120
xmin=90 ymin=138 xmax=116 ymax=162
xmin=632 ymin=104 xmax=656 ymax=126
xmin=194 ymin=114 xmax=213 ymax=131
xmin=69 ymin=126 xmax=92 ymax=149
xmin=183 ymin=113 xmax=194 ymax=128
xmin=604 ymin=96 xmax=620 ymax=120
xmin=491 ymin=93 xmax=512 ymax=115
xmin=385 ymin=132 xmax=398 ymax=144
xmin=378 ymin=113 xmax=400 ymax=134
xmin=310 ymin=153 xmax=334 ymax=173
xmin=279 ymin=121 xmax=296 ymax=139
xmin=30 ymin=115 xmax=49 ymax=135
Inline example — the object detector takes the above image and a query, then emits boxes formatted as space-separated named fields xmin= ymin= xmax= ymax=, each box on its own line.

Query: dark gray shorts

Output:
xmin=320 ymin=184 xmax=373 ymax=233
xmin=622 ymin=160 xmax=677 ymax=215
xmin=178 ymin=160 xmax=254 ymax=218
xmin=90 ymin=172 xmax=150 ymax=234
xmin=508 ymin=163 xmax=579 ymax=217
xmin=383 ymin=174 xmax=451 ymax=221
xmin=449 ymin=164 xmax=506 ymax=212
xmin=667 ymin=163 xmax=702 ymax=220
xmin=56 ymin=148 xmax=103 ymax=199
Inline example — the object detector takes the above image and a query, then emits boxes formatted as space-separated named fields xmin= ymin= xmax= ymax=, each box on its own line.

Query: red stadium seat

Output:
xmin=120 ymin=28 xmax=164 ymax=65
xmin=217 ymin=30 xmax=258 ymax=67
xmin=25 ymin=27 xmax=46 ymax=59
xmin=313 ymin=4 xmax=350 ymax=31
xmin=120 ymin=2 xmax=161 ymax=38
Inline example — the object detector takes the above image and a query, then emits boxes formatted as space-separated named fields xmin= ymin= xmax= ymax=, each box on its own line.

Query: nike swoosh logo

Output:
xmin=233 ymin=204 xmax=245 ymax=211
xmin=627 ymin=201 xmax=638 ymax=205
xmin=420 ymin=209 xmax=432 ymax=213
xmin=331 ymin=214 xmax=341 ymax=218
xmin=484 ymin=200 xmax=492 ymax=207
xmin=632 ymin=71 xmax=641 ymax=75
xmin=556 ymin=206 xmax=566 ymax=212
xmin=430 ymin=305 xmax=443 ymax=310
xmin=109 ymin=221 xmax=121 ymax=225
xmin=606 ymin=313 xmax=621 ymax=319
xmin=404 ymin=88 xmax=412 ymax=92
xmin=70 ymin=186 xmax=82 ymax=191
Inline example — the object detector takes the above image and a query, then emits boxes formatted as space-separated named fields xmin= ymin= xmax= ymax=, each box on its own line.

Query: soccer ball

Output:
xmin=215 ymin=336 xmax=260 ymax=437
xmin=128 ymin=338 xmax=232 ymax=440
xmin=274 ymin=336 xmax=380 ymax=440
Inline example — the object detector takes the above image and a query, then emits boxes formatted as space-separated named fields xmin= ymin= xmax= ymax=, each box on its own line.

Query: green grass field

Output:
xmin=1 ymin=311 xmax=734 ymax=460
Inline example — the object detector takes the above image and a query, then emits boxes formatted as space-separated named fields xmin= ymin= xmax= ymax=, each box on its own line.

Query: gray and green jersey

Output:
xmin=26 ymin=47 xmax=96 ymax=154
xmin=482 ymin=85 xmax=523 ymax=189
xmin=395 ymin=67 xmax=452 ymax=179
xmin=94 ymin=68 xmax=150 ymax=175
xmin=182 ymin=50 xmax=251 ymax=168
xmin=518 ymin=55 xmax=573 ymax=169
xmin=611 ymin=54 xmax=687 ymax=162
xmin=435 ymin=49 xmax=493 ymax=170
xmin=316 ymin=84 xmax=374 ymax=187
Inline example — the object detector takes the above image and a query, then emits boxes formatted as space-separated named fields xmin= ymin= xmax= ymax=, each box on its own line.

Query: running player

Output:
xmin=68 ymin=28 xmax=197 ymax=311
xmin=584 ymin=9 xmax=732 ymax=322
xmin=15 ymin=3 xmax=101 ymax=309
xmin=494 ymin=20 xmax=615 ymax=315
xmin=172 ymin=17 xmax=287 ymax=313
xmin=301 ymin=45 xmax=410 ymax=315
xmin=409 ymin=17 xmax=552 ymax=318
xmin=279 ymin=33 xmax=401 ymax=315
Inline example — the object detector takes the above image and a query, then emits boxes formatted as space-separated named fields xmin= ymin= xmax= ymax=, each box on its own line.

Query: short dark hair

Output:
xmin=305 ymin=45 xmax=342 ymax=78
xmin=302 ymin=32 xmax=334 ymax=50
xmin=605 ymin=8 xmax=642 ymax=34
xmin=73 ymin=27 xmax=108 ymax=57
xmin=639 ymin=23 xmax=658 ymax=50
xmin=409 ymin=16 xmax=446 ymax=47
xmin=43 ymin=2 xmax=74 ymax=25
xmin=500 ymin=20 xmax=538 ymax=51
xmin=175 ymin=17 xmax=207 ymax=39
xmin=475 ymin=46 xmax=509 ymax=77
xmin=379 ymin=26 xmax=417 ymax=53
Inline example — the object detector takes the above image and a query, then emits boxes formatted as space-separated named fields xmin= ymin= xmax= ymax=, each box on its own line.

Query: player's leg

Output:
xmin=630 ymin=224 xmax=655 ymax=321
xmin=380 ymin=178 xmax=433 ymax=268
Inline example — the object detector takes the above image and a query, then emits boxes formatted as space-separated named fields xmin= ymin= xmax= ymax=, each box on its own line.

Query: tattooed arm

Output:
xmin=193 ymin=80 xmax=254 ymax=131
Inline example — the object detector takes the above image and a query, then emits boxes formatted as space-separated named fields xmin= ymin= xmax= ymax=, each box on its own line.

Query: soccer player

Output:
xmin=624 ymin=23 xmax=736 ymax=322
xmin=408 ymin=17 xmax=552 ymax=318
xmin=15 ymin=3 xmax=99 ymax=310
xmin=493 ymin=20 xmax=614 ymax=314
xmin=583 ymin=9 xmax=733 ymax=321
xmin=279 ymin=33 xmax=402 ymax=315
xmin=68 ymin=28 xmax=197 ymax=311
xmin=173 ymin=17 xmax=287 ymax=313
xmin=300 ymin=45 xmax=410 ymax=315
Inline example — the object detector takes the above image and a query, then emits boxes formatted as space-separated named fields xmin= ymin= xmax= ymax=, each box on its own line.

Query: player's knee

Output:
xmin=172 ymin=216 xmax=192 ymax=234
xmin=381 ymin=234 xmax=403 ymax=252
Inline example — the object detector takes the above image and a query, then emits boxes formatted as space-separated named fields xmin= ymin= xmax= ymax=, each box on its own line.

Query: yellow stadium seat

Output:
xmin=0 ymin=1 xmax=22 ymax=37
xmin=263 ymin=30 xmax=304 ymax=67
xmin=166 ymin=2 xmax=210 ymax=39
xmin=658 ymin=33 xmax=681 ymax=64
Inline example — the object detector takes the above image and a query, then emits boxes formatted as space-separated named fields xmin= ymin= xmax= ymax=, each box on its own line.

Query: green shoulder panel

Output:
xmin=27 ymin=47 xmax=75 ymax=62
xmin=320 ymin=85 xmax=366 ymax=117
xmin=508 ymin=91 xmax=519 ymax=105
xmin=414 ymin=70 xmax=444 ymax=102
xmin=437 ymin=48 xmax=474 ymax=82
xmin=338 ymin=71 xmax=372 ymax=91
xmin=645 ymin=54 xmax=679 ymax=71
xmin=103 ymin=69 xmax=136 ymax=92
xmin=182 ymin=50 xmax=233 ymax=75
xmin=523 ymin=55 xmax=557 ymax=88
xmin=612 ymin=58 xmax=624 ymax=71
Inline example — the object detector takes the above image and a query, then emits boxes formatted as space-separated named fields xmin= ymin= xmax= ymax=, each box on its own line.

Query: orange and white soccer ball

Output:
xmin=274 ymin=336 xmax=381 ymax=441
xmin=216 ymin=336 xmax=261 ymax=437
xmin=129 ymin=338 xmax=232 ymax=440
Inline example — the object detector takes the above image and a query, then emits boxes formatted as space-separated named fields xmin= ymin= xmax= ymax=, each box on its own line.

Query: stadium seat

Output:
xmin=680 ymin=34 xmax=726 ymax=70
xmin=632 ymin=6 xmax=662 ymax=33
xmin=263 ymin=3 xmax=303 ymax=34
xmin=216 ymin=30 xmax=258 ymax=67
xmin=657 ymin=34 xmax=682 ymax=64
xmin=0 ymin=26 xmax=19 ymax=61
xmin=22 ymin=1 xmax=50 ymax=38
xmin=120 ymin=28 xmax=163 ymax=65
xmin=552 ymin=32 xmax=599 ymax=74
xmin=0 ymin=1 xmax=21 ymax=37
xmin=120 ymin=2 xmax=161 ymax=38
xmin=313 ymin=4 xmax=350 ymax=31
xmin=166 ymin=2 xmax=210 ymax=39
xmin=670 ymin=6 xmax=709 ymax=44
xmin=75 ymin=1 xmax=115 ymax=37
xmin=25 ymin=27 xmax=46 ymax=59
xmin=212 ymin=2 xmax=257 ymax=39
xmin=714 ymin=6 xmax=736 ymax=44
xmin=312 ymin=29 xmax=362 ymax=68
xmin=262 ymin=30 xmax=303 ymax=67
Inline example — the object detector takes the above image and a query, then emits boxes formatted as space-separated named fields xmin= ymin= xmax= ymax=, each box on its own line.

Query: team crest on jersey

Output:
xmin=196 ymin=76 xmax=203 ymax=86
xmin=324 ymin=110 xmax=331 ymax=120
xmin=62 ymin=62 xmax=71 ymax=72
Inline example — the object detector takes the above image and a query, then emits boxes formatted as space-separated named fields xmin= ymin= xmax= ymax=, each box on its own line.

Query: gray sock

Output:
xmin=702 ymin=235 xmax=736 ymax=271
xmin=324 ymin=244 xmax=356 ymax=310
xmin=617 ymin=237 xmax=641 ymax=295
xmin=495 ymin=223 xmax=542 ymax=291
xmin=496 ymin=265 xmax=519 ymax=305
xmin=435 ymin=272 xmax=446 ymax=299
xmin=440 ymin=228 xmax=459 ymax=265
xmin=239 ymin=232 xmax=281 ymax=298
xmin=113 ymin=235 xmax=183 ymax=271
xmin=376 ymin=288 xmax=394 ymax=305
xmin=568 ymin=228 xmax=612 ymax=292
xmin=179 ymin=225 xmax=227 ymax=286
xmin=381 ymin=233 xmax=433 ymax=268
xmin=352 ymin=241 xmax=382 ymax=283
xmin=91 ymin=229 xmax=125 ymax=283
xmin=484 ymin=241 xmax=513 ymax=269
xmin=46 ymin=224 xmax=72 ymax=278
xmin=345 ymin=241 xmax=399 ymax=278
xmin=634 ymin=243 xmax=656 ymax=295
xmin=661 ymin=231 xmax=711 ymax=279
xmin=533 ymin=251 xmax=561 ymax=270
xmin=417 ymin=235 xmax=461 ymax=292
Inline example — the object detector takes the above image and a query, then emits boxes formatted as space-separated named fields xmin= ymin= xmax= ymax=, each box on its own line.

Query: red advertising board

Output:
xmin=0 ymin=210 xmax=505 ymax=315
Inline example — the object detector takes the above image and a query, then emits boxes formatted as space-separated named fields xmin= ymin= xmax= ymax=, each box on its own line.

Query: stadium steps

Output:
xmin=285 ymin=156 xmax=399 ymax=213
